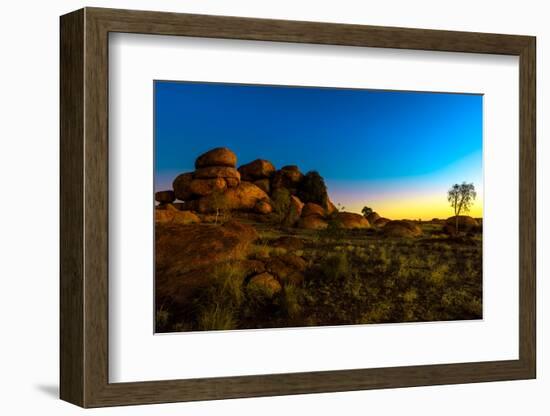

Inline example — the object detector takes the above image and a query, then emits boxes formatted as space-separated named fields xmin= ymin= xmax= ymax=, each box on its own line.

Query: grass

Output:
xmin=159 ymin=219 xmax=482 ymax=331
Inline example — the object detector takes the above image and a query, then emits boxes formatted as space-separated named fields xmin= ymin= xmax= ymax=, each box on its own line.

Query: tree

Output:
xmin=297 ymin=171 xmax=328 ymax=207
xmin=361 ymin=206 xmax=373 ymax=218
xmin=447 ymin=182 xmax=477 ymax=233
xmin=210 ymin=189 xmax=229 ymax=224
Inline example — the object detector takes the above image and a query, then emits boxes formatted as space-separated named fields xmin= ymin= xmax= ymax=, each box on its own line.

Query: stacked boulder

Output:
xmin=156 ymin=147 xmax=354 ymax=228
xmin=165 ymin=148 xmax=272 ymax=216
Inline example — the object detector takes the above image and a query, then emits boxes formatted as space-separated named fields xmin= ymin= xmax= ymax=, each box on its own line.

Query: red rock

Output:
xmin=302 ymin=202 xmax=326 ymax=218
xmin=334 ymin=212 xmax=370 ymax=229
xmin=172 ymin=172 xmax=194 ymax=201
xmin=298 ymin=214 xmax=328 ymax=230
xmin=155 ymin=209 xmax=201 ymax=225
xmin=195 ymin=147 xmax=237 ymax=168
xmin=238 ymin=159 xmax=276 ymax=181
xmin=155 ymin=190 xmax=175 ymax=203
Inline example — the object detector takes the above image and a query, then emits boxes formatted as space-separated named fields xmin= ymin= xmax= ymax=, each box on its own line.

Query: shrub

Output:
xmin=271 ymin=188 xmax=291 ymax=223
xmin=297 ymin=171 xmax=328 ymax=206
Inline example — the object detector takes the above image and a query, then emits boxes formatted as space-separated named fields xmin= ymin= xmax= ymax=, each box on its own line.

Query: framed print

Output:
xmin=60 ymin=7 xmax=536 ymax=408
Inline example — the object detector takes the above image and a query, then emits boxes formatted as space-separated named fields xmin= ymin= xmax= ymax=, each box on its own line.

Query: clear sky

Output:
xmin=155 ymin=81 xmax=483 ymax=220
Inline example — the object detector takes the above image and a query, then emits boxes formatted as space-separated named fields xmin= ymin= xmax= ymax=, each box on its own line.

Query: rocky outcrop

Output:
xmin=238 ymin=159 xmax=276 ymax=181
xmin=265 ymin=254 xmax=306 ymax=285
xmin=155 ymin=190 xmax=175 ymax=204
xmin=335 ymin=212 xmax=370 ymax=229
xmin=255 ymin=199 xmax=273 ymax=214
xmin=326 ymin=199 xmax=337 ymax=215
xmin=298 ymin=214 xmax=328 ymax=230
xmin=195 ymin=147 xmax=237 ymax=169
xmin=172 ymin=172 xmax=194 ymax=201
xmin=285 ymin=195 xmax=304 ymax=226
xmin=194 ymin=166 xmax=241 ymax=181
xmin=188 ymin=178 xmax=227 ymax=196
xmin=272 ymin=165 xmax=304 ymax=194
xmin=164 ymin=147 xmax=341 ymax=226
xmin=156 ymin=220 xmax=259 ymax=305
xmin=247 ymin=272 xmax=281 ymax=296
xmin=155 ymin=209 xmax=200 ymax=225
xmin=253 ymin=178 xmax=270 ymax=194
xmin=302 ymin=202 xmax=326 ymax=218
xmin=197 ymin=181 xmax=270 ymax=213
xmin=383 ymin=220 xmax=422 ymax=237
xmin=374 ymin=217 xmax=391 ymax=227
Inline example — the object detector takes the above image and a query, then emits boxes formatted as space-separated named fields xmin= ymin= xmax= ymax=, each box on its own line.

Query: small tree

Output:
xmin=210 ymin=190 xmax=229 ymax=224
xmin=361 ymin=206 xmax=373 ymax=218
xmin=447 ymin=182 xmax=477 ymax=233
xmin=297 ymin=171 xmax=328 ymax=207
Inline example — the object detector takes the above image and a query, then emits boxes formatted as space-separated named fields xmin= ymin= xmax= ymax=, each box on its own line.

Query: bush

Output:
xmin=271 ymin=188 xmax=291 ymax=223
xmin=297 ymin=171 xmax=328 ymax=206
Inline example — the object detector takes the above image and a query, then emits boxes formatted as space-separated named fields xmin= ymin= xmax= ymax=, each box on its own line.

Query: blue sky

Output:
xmin=154 ymin=81 xmax=483 ymax=219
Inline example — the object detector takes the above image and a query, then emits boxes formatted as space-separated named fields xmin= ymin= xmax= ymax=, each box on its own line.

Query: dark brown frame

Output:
xmin=60 ymin=7 xmax=536 ymax=408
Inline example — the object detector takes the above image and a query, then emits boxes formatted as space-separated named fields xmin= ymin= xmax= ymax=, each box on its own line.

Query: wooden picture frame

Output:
xmin=60 ymin=7 xmax=536 ymax=408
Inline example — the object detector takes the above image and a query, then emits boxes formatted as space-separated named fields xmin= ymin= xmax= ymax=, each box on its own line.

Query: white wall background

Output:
xmin=0 ymin=0 xmax=545 ymax=414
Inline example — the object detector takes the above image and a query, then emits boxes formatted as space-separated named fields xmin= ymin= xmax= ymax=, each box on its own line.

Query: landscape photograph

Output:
xmin=154 ymin=81 xmax=483 ymax=333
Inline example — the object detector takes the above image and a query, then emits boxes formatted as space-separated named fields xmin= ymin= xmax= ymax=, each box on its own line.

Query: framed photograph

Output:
xmin=60 ymin=7 xmax=536 ymax=407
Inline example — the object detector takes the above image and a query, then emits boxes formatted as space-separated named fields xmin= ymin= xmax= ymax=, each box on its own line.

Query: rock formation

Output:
xmin=383 ymin=220 xmax=422 ymax=237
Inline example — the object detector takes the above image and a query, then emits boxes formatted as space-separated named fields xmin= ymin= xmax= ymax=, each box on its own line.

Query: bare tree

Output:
xmin=447 ymin=182 xmax=477 ymax=233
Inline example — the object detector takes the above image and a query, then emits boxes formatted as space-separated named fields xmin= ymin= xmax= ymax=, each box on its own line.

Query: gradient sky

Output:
xmin=155 ymin=81 xmax=483 ymax=220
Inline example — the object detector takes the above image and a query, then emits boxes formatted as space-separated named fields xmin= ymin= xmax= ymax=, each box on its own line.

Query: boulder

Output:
xmin=238 ymin=159 xmax=276 ymax=181
xmin=298 ymin=214 xmax=328 ymax=230
xmin=278 ymin=253 xmax=307 ymax=272
xmin=253 ymin=178 xmax=270 ymax=194
xmin=156 ymin=203 xmax=179 ymax=211
xmin=285 ymin=195 xmax=304 ymax=226
xmin=367 ymin=212 xmax=381 ymax=224
xmin=194 ymin=166 xmax=241 ymax=181
xmin=247 ymin=272 xmax=282 ymax=296
xmin=188 ymin=178 xmax=226 ymax=196
xmin=197 ymin=181 xmax=270 ymax=213
xmin=155 ymin=209 xmax=201 ymax=225
xmin=444 ymin=215 xmax=480 ymax=234
xmin=334 ymin=212 xmax=371 ymax=229
xmin=272 ymin=166 xmax=304 ymax=192
xmin=266 ymin=256 xmax=305 ymax=285
xmin=229 ymin=259 xmax=266 ymax=276
xmin=173 ymin=200 xmax=199 ymax=211
xmin=195 ymin=147 xmax=237 ymax=168
xmin=255 ymin=199 xmax=273 ymax=215
xmin=172 ymin=172 xmax=194 ymax=201
xmin=225 ymin=177 xmax=240 ymax=188
xmin=155 ymin=190 xmax=175 ymax=204
xmin=326 ymin=199 xmax=337 ymax=215
xmin=302 ymin=202 xmax=325 ymax=218
xmin=383 ymin=220 xmax=422 ymax=237
xmin=155 ymin=221 xmax=259 ymax=305
xmin=374 ymin=217 xmax=391 ymax=227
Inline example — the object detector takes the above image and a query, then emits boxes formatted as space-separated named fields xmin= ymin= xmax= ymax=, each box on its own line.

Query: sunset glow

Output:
xmin=155 ymin=81 xmax=483 ymax=220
